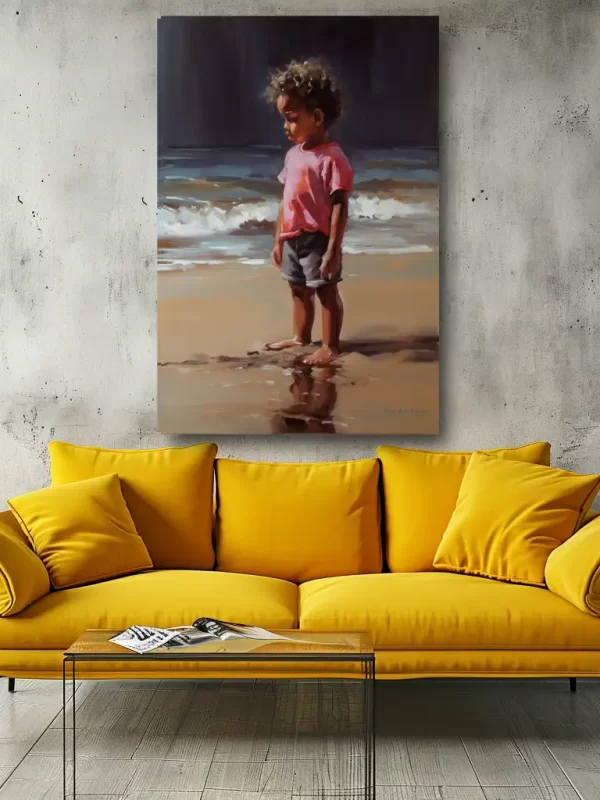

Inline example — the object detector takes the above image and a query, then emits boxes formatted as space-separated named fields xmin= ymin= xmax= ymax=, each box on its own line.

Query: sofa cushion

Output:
xmin=49 ymin=441 xmax=217 ymax=570
xmin=0 ymin=570 xmax=298 ymax=650
xmin=9 ymin=474 xmax=153 ymax=590
xmin=299 ymin=573 xmax=600 ymax=650
xmin=377 ymin=441 xmax=551 ymax=573
xmin=546 ymin=514 xmax=600 ymax=616
xmin=433 ymin=453 xmax=600 ymax=587
xmin=0 ymin=512 xmax=50 ymax=617
xmin=215 ymin=458 xmax=381 ymax=582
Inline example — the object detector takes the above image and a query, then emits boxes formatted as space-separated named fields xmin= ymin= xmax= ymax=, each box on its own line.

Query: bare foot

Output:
xmin=303 ymin=346 xmax=340 ymax=366
xmin=265 ymin=337 xmax=307 ymax=352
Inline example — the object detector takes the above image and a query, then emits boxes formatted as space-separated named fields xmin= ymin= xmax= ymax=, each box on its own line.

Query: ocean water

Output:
xmin=157 ymin=146 xmax=439 ymax=270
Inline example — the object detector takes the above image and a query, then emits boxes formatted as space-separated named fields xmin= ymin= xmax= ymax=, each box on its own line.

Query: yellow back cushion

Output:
xmin=215 ymin=458 xmax=381 ymax=583
xmin=9 ymin=474 xmax=153 ymax=590
xmin=377 ymin=441 xmax=551 ymax=572
xmin=433 ymin=452 xmax=600 ymax=586
xmin=0 ymin=511 xmax=50 ymax=616
xmin=49 ymin=441 xmax=217 ymax=569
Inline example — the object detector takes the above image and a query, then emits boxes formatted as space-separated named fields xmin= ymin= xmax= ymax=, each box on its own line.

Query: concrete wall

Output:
xmin=1 ymin=0 xmax=598 ymax=500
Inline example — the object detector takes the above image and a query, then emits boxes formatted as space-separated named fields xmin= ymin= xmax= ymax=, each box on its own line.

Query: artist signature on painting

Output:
xmin=384 ymin=409 xmax=428 ymax=413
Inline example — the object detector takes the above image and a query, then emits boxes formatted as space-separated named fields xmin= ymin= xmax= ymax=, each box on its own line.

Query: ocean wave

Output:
xmin=343 ymin=244 xmax=434 ymax=255
xmin=348 ymin=195 xmax=436 ymax=221
xmin=158 ymin=258 xmax=225 ymax=270
xmin=158 ymin=256 xmax=271 ymax=271
xmin=158 ymin=201 xmax=277 ymax=238
xmin=158 ymin=195 xmax=437 ymax=239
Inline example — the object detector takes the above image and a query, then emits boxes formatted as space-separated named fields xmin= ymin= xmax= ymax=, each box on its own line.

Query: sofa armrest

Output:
xmin=0 ymin=511 xmax=50 ymax=617
xmin=545 ymin=512 xmax=600 ymax=615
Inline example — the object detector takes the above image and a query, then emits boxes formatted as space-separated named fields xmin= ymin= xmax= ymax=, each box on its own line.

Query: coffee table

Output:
xmin=63 ymin=629 xmax=375 ymax=799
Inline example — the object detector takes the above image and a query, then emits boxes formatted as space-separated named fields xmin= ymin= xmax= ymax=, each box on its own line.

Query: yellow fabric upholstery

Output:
xmin=377 ymin=441 xmax=551 ymax=573
xmin=215 ymin=458 xmax=381 ymax=582
xmin=546 ymin=514 xmax=600 ymax=615
xmin=433 ymin=453 xmax=600 ymax=586
xmin=9 ymin=474 xmax=153 ymax=590
xmin=0 ymin=570 xmax=297 ymax=650
xmin=4 ymin=648 xmax=600 ymax=681
xmin=299 ymin=572 xmax=600 ymax=650
xmin=0 ymin=508 xmax=31 ymax=547
xmin=0 ymin=512 xmax=50 ymax=617
xmin=2 ymin=568 xmax=600 ymax=679
xmin=49 ymin=441 xmax=217 ymax=569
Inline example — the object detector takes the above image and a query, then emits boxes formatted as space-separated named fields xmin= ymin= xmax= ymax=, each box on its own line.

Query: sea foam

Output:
xmin=158 ymin=195 xmax=437 ymax=239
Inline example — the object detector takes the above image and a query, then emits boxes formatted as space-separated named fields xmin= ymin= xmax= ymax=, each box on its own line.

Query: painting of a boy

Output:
xmin=158 ymin=16 xmax=439 ymax=434
xmin=265 ymin=58 xmax=351 ymax=366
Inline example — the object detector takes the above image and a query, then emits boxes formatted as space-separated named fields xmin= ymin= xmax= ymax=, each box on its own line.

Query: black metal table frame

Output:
xmin=63 ymin=649 xmax=376 ymax=800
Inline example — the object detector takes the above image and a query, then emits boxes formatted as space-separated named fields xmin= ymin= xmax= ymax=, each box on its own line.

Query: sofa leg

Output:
xmin=7 ymin=678 xmax=15 ymax=693
xmin=569 ymin=678 xmax=577 ymax=693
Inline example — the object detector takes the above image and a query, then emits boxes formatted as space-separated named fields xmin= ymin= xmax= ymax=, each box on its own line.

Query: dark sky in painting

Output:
xmin=158 ymin=16 xmax=438 ymax=149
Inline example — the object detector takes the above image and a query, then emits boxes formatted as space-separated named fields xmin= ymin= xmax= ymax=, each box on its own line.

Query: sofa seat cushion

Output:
xmin=0 ymin=570 xmax=298 ymax=650
xmin=299 ymin=573 xmax=600 ymax=650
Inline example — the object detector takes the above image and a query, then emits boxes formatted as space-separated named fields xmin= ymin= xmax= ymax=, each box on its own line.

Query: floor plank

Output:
xmin=498 ymin=694 xmax=572 ymax=787
xmin=482 ymin=788 xmax=581 ymax=800
xmin=0 ymin=780 xmax=70 ymax=800
xmin=374 ymin=789 xmax=486 ymax=799
xmin=127 ymin=759 xmax=210 ymax=792
xmin=292 ymin=756 xmax=364 ymax=795
xmin=407 ymin=737 xmax=480 ymax=786
xmin=205 ymin=760 xmax=262 ymax=791
xmin=125 ymin=792 xmax=202 ymax=800
xmin=468 ymin=753 xmax=538 ymax=787
xmin=202 ymin=792 xmax=289 ymax=800
xmin=543 ymin=745 xmax=600 ymax=800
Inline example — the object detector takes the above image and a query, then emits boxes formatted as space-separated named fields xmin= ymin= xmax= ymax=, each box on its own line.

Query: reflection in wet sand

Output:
xmin=157 ymin=249 xmax=439 ymax=434
xmin=271 ymin=365 xmax=338 ymax=434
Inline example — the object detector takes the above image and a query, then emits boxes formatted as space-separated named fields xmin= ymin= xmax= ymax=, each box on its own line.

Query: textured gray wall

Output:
xmin=1 ymin=0 xmax=598 ymax=500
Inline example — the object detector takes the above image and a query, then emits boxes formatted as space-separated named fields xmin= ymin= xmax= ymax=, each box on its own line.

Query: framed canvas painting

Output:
xmin=158 ymin=16 xmax=439 ymax=434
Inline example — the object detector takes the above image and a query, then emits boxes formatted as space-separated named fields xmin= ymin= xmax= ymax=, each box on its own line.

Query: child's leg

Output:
xmin=292 ymin=284 xmax=315 ymax=344
xmin=304 ymin=284 xmax=343 ymax=365
xmin=266 ymin=284 xmax=315 ymax=350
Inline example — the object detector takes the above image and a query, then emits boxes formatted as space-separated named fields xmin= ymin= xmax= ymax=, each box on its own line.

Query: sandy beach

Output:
xmin=158 ymin=250 xmax=438 ymax=434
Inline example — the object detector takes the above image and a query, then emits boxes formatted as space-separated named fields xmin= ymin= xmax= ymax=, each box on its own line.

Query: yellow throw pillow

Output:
xmin=545 ymin=514 xmax=600 ymax=615
xmin=9 ymin=473 xmax=153 ymax=590
xmin=216 ymin=458 xmax=381 ymax=583
xmin=49 ymin=441 xmax=217 ymax=569
xmin=433 ymin=452 xmax=600 ymax=587
xmin=377 ymin=441 xmax=551 ymax=572
xmin=0 ymin=511 xmax=50 ymax=616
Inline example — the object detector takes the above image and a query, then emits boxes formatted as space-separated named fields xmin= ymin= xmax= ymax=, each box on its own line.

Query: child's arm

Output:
xmin=271 ymin=202 xmax=284 ymax=267
xmin=320 ymin=190 xmax=349 ymax=280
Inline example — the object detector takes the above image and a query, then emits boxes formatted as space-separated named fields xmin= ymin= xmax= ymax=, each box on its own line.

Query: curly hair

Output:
xmin=265 ymin=57 xmax=343 ymax=129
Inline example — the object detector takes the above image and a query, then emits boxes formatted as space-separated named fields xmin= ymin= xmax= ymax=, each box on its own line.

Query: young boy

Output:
xmin=265 ymin=58 xmax=352 ymax=366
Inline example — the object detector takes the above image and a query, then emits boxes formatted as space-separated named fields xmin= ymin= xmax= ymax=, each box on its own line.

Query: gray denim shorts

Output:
xmin=280 ymin=231 xmax=341 ymax=288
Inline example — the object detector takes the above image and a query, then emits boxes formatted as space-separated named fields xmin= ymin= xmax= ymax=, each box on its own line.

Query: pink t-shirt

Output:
xmin=277 ymin=142 xmax=353 ymax=240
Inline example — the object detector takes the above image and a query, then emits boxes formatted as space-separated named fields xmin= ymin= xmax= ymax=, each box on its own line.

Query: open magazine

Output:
xmin=110 ymin=618 xmax=298 ymax=654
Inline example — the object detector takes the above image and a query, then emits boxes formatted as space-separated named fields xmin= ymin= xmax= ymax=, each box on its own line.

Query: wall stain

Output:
xmin=553 ymin=96 xmax=591 ymax=135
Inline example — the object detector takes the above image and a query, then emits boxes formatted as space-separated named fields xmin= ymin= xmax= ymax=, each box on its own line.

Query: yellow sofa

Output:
xmin=2 ymin=444 xmax=600 ymax=683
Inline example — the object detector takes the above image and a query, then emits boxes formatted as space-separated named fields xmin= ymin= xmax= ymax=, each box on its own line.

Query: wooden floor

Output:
xmin=0 ymin=677 xmax=597 ymax=798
